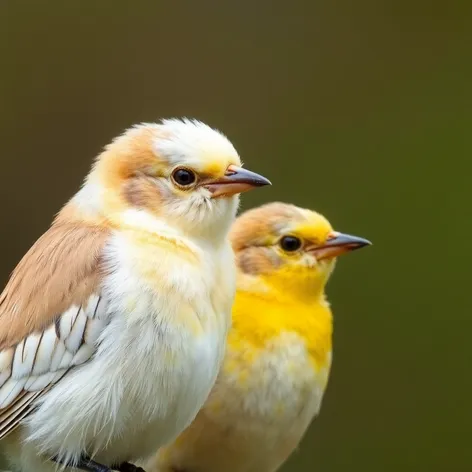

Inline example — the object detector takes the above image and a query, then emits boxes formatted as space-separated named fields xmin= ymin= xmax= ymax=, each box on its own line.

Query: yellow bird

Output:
xmin=148 ymin=202 xmax=371 ymax=472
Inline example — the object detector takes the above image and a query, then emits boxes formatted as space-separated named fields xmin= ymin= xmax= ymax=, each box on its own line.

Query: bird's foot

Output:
xmin=112 ymin=462 xmax=147 ymax=472
xmin=51 ymin=455 xmax=112 ymax=472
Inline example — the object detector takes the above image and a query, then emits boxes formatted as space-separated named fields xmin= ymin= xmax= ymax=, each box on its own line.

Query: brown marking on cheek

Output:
xmin=236 ymin=247 xmax=280 ymax=275
xmin=122 ymin=177 xmax=166 ymax=215
xmin=122 ymin=178 xmax=148 ymax=207
xmin=237 ymin=251 xmax=258 ymax=275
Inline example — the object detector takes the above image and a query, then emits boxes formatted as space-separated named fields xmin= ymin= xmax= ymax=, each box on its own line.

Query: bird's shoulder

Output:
xmin=0 ymin=221 xmax=110 ymax=350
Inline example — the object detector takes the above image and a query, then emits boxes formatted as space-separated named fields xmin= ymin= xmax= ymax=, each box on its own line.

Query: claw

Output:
xmin=113 ymin=462 xmax=147 ymax=472
xmin=51 ymin=455 xmax=112 ymax=472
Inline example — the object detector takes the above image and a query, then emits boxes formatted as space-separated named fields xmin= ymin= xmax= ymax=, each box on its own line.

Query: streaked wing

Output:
xmin=0 ymin=295 xmax=108 ymax=438
xmin=0 ymin=221 xmax=109 ymax=438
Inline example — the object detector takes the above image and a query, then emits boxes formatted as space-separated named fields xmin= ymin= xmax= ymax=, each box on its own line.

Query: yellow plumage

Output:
xmin=229 ymin=284 xmax=332 ymax=374
xmin=148 ymin=202 xmax=370 ymax=472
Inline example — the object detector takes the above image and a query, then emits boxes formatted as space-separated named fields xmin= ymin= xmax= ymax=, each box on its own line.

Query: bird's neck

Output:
xmin=245 ymin=269 xmax=329 ymax=305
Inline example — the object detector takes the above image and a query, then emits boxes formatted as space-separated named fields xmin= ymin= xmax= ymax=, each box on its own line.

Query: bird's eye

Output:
xmin=279 ymin=235 xmax=302 ymax=252
xmin=172 ymin=168 xmax=196 ymax=187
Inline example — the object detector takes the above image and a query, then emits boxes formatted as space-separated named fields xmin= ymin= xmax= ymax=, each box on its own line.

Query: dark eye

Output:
xmin=279 ymin=235 xmax=302 ymax=252
xmin=172 ymin=168 xmax=196 ymax=187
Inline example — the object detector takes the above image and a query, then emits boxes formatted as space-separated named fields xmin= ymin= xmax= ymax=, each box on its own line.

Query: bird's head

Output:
xmin=68 ymin=119 xmax=270 ymax=243
xmin=230 ymin=202 xmax=371 ymax=299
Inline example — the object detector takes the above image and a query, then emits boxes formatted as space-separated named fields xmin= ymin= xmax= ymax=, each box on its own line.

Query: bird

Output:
xmin=0 ymin=118 xmax=271 ymax=472
xmin=148 ymin=202 xmax=371 ymax=472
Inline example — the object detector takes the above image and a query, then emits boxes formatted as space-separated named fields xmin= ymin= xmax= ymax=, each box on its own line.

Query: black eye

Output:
xmin=172 ymin=168 xmax=196 ymax=187
xmin=279 ymin=235 xmax=302 ymax=252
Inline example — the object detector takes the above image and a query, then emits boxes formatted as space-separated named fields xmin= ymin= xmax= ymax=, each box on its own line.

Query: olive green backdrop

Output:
xmin=1 ymin=1 xmax=470 ymax=471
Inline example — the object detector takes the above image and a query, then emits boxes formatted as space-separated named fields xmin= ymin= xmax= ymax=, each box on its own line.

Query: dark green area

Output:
xmin=0 ymin=1 xmax=470 ymax=471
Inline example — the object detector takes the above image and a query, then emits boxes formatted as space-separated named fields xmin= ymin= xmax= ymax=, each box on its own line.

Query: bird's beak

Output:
xmin=309 ymin=231 xmax=372 ymax=260
xmin=204 ymin=165 xmax=271 ymax=198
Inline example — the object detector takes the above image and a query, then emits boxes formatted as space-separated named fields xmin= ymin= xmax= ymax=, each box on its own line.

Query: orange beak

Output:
xmin=204 ymin=165 xmax=271 ymax=198
xmin=309 ymin=231 xmax=372 ymax=260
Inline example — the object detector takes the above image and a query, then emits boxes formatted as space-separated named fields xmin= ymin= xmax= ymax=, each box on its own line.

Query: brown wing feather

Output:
xmin=0 ymin=222 xmax=108 ymax=350
xmin=0 ymin=221 xmax=110 ymax=438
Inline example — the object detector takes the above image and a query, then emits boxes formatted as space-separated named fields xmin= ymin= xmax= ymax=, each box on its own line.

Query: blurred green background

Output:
xmin=0 ymin=1 xmax=470 ymax=471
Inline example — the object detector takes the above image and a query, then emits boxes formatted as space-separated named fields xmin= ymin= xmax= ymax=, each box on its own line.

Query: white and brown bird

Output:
xmin=0 ymin=119 xmax=270 ymax=472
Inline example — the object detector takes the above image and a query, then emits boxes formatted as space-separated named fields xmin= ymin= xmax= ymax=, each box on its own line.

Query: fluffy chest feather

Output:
xmin=200 ymin=296 xmax=333 ymax=465
xmin=106 ymin=230 xmax=235 ymax=335
xmin=215 ymin=331 xmax=331 ymax=426
xmin=96 ymin=231 xmax=235 ymax=448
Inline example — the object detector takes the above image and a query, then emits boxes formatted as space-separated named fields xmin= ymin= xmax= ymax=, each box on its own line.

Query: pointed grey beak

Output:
xmin=309 ymin=231 xmax=372 ymax=260
xmin=204 ymin=165 xmax=271 ymax=198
